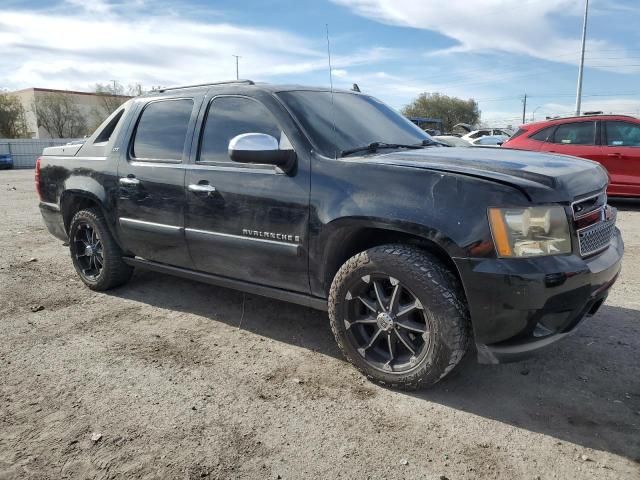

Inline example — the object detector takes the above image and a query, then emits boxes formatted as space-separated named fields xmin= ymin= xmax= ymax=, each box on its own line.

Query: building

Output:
xmin=8 ymin=88 xmax=132 ymax=139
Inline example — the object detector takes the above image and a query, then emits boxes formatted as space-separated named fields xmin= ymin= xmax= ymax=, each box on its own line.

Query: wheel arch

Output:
xmin=318 ymin=220 xmax=465 ymax=299
xmin=59 ymin=190 xmax=117 ymax=240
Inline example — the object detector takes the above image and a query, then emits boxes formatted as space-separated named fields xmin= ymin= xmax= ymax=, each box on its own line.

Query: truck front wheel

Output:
xmin=329 ymin=244 xmax=470 ymax=390
xmin=68 ymin=208 xmax=133 ymax=291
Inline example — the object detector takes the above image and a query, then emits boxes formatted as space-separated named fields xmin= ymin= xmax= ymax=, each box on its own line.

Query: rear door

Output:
xmin=539 ymin=120 xmax=599 ymax=160
xmin=184 ymin=93 xmax=310 ymax=292
xmin=116 ymin=96 xmax=202 ymax=267
xmin=600 ymin=120 xmax=640 ymax=195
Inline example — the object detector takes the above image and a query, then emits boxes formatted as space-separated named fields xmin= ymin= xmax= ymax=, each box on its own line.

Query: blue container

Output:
xmin=0 ymin=154 xmax=13 ymax=169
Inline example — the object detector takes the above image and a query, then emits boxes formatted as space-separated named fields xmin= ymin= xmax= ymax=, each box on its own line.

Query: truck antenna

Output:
xmin=326 ymin=23 xmax=338 ymax=159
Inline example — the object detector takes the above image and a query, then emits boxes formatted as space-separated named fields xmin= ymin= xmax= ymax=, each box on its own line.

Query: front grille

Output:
xmin=577 ymin=213 xmax=616 ymax=256
xmin=572 ymin=192 xmax=606 ymax=218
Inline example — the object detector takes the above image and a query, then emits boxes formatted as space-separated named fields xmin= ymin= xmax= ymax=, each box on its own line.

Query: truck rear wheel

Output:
xmin=68 ymin=208 xmax=133 ymax=291
xmin=329 ymin=244 xmax=470 ymax=390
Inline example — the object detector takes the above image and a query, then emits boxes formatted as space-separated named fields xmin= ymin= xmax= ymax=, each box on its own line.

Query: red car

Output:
xmin=503 ymin=114 xmax=640 ymax=197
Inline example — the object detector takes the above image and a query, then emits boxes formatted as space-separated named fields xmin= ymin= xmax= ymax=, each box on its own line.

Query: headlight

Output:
xmin=488 ymin=206 xmax=571 ymax=257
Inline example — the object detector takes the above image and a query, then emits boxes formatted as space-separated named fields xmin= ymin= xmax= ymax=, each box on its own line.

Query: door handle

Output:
xmin=119 ymin=176 xmax=140 ymax=185
xmin=607 ymin=153 xmax=622 ymax=157
xmin=188 ymin=183 xmax=216 ymax=194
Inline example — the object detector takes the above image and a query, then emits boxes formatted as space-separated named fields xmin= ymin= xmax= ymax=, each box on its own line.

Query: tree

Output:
xmin=91 ymin=81 xmax=141 ymax=130
xmin=94 ymin=82 xmax=128 ymax=115
xmin=0 ymin=94 xmax=30 ymax=138
xmin=402 ymin=93 xmax=481 ymax=133
xmin=34 ymin=93 xmax=88 ymax=138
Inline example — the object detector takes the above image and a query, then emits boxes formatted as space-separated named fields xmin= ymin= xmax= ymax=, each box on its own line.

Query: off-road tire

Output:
xmin=329 ymin=244 xmax=471 ymax=390
xmin=69 ymin=208 xmax=133 ymax=291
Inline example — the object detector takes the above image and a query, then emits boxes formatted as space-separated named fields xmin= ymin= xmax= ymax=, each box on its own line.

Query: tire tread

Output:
xmin=328 ymin=244 xmax=471 ymax=390
xmin=69 ymin=208 xmax=133 ymax=291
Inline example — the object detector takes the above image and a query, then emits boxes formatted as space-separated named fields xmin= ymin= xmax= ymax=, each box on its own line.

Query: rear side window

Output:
xmin=530 ymin=126 xmax=555 ymax=142
xmin=132 ymin=99 xmax=194 ymax=161
xmin=509 ymin=128 xmax=526 ymax=140
xmin=552 ymin=122 xmax=595 ymax=145
xmin=199 ymin=96 xmax=282 ymax=164
xmin=605 ymin=121 xmax=640 ymax=147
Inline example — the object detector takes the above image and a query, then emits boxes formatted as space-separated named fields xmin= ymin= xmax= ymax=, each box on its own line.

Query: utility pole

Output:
xmin=531 ymin=106 xmax=541 ymax=122
xmin=522 ymin=93 xmax=527 ymax=124
xmin=575 ymin=0 xmax=589 ymax=116
xmin=232 ymin=55 xmax=241 ymax=80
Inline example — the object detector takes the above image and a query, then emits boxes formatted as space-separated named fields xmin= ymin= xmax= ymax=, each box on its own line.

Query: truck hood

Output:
xmin=363 ymin=147 xmax=608 ymax=203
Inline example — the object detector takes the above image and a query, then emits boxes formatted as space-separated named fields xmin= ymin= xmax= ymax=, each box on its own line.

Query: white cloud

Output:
xmin=64 ymin=0 xmax=112 ymax=14
xmin=332 ymin=0 xmax=639 ymax=73
xmin=0 ymin=6 xmax=391 ymax=91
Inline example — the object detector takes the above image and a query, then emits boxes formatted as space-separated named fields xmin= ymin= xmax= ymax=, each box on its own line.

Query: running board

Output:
xmin=122 ymin=257 xmax=328 ymax=311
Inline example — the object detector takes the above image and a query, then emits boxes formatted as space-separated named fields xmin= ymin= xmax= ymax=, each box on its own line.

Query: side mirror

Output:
xmin=228 ymin=133 xmax=295 ymax=169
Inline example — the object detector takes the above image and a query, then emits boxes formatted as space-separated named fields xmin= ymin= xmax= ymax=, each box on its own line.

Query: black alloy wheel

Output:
xmin=68 ymin=208 xmax=133 ymax=290
xmin=329 ymin=244 xmax=470 ymax=389
xmin=343 ymin=275 xmax=432 ymax=373
xmin=73 ymin=221 xmax=104 ymax=281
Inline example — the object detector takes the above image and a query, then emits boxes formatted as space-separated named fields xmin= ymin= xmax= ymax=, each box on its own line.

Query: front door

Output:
xmin=116 ymin=96 xmax=200 ymax=267
xmin=184 ymin=94 xmax=310 ymax=293
xmin=598 ymin=120 xmax=640 ymax=196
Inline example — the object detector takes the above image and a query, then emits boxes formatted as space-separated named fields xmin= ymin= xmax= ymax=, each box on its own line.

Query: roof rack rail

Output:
xmin=156 ymin=80 xmax=255 ymax=93
xmin=544 ymin=112 xmax=638 ymax=121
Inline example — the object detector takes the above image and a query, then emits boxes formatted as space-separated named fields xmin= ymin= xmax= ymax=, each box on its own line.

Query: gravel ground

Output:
xmin=1 ymin=168 xmax=639 ymax=480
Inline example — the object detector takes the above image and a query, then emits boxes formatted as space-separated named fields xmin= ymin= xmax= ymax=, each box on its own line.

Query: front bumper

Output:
xmin=39 ymin=202 xmax=68 ymax=242
xmin=454 ymin=227 xmax=623 ymax=364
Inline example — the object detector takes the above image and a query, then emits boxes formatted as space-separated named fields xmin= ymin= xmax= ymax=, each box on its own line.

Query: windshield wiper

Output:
xmin=340 ymin=139 xmax=440 ymax=157
xmin=340 ymin=141 xmax=426 ymax=157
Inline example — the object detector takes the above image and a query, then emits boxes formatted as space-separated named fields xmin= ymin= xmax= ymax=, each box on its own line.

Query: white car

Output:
xmin=462 ymin=128 xmax=512 ymax=142
xmin=433 ymin=135 xmax=471 ymax=147
xmin=469 ymin=134 xmax=509 ymax=147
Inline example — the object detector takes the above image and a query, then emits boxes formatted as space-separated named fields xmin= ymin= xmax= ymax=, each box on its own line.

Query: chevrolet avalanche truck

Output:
xmin=36 ymin=80 xmax=623 ymax=389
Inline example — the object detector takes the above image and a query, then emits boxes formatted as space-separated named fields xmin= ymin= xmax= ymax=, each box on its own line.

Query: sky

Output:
xmin=1 ymin=0 xmax=639 ymax=127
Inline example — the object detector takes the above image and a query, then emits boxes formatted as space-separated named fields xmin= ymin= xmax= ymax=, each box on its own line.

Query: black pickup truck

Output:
xmin=36 ymin=80 xmax=623 ymax=389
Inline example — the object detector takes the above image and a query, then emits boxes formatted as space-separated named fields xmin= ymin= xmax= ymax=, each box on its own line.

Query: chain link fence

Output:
xmin=0 ymin=139 xmax=80 ymax=169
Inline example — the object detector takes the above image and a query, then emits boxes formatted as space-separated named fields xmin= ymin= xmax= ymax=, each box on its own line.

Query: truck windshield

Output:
xmin=277 ymin=91 xmax=434 ymax=158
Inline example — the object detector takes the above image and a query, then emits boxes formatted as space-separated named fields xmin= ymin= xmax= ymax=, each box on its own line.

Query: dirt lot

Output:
xmin=0 ymin=168 xmax=639 ymax=480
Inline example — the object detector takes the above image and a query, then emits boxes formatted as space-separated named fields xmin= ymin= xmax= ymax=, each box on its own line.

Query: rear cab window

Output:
xmin=76 ymin=102 xmax=131 ymax=157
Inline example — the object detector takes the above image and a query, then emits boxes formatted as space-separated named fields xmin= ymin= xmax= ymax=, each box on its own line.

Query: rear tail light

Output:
xmin=35 ymin=156 xmax=42 ymax=200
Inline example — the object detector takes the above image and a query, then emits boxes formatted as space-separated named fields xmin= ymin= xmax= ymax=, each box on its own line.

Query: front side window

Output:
xmin=132 ymin=99 xmax=194 ymax=160
xmin=605 ymin=121 xmax=640 ymax=147
xmin=276 ymin=91 xmax=432 ymax=158
xmin=552 ymin=121 xmax=595 ymax=145
xmin=199 ymin=96 xmax=282 ymax=164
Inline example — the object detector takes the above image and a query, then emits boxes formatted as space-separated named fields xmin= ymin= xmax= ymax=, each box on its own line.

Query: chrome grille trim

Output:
xmin=571 ymin=191 xmax=607 ymax=219
xmin=576 ymin=210 xmax=616 ymax=257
